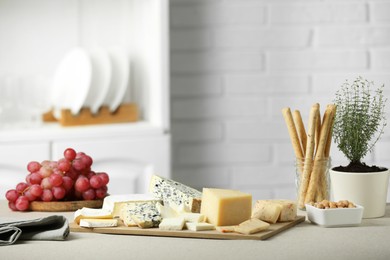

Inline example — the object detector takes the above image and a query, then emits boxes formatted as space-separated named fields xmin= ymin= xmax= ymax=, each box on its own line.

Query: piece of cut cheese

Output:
xmin=200 ymin=188 xmax=252 ymax=226
xmin=149 ymin=175 xmax=202 ymax=213
xmin=234 ymin=218 xmax=270 ymax=235
xmin=180 ymin=212 xmax=205 ymax=223
xmin=252 ymin=200 xmax=297 ymax=223
xmin=102 ymin=194 xmax=159 ymax=218
xmin=74 ymin=207 xmax=112 ymax=224
xmin=185 ymin=222 xmax=215 ymax=231
xmin=158 ymin=217 xmax=185 ymax=231
xmin=156 ymin=202 xmax=179 ymax=219
xmin=251 ymin=202 xmax=282 ymax=224
xmin=79 ymin=218 xmax=118 ymax=228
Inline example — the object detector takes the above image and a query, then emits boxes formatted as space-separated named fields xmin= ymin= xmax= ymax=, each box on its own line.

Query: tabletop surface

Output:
xmin=1 ymin=200 xmax=390 ymax=260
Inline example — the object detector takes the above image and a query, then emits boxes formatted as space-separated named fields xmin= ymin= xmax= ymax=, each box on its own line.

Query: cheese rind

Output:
xmin=185 ymin=222 xmax=215 ymax=231
xmin=79 ymin=219 xmax=118 ymax=228
xmin=200 ymin=188 xmax=252 ymax=226
xmin=102 ymin=194 xmax=159 ymax=218
xmin=158 ymin=217 xmax=185 ymax=231
xmin=121 ymin=201 xmax=162 ymax=228
xmin=234 ymin=218 xmax=270 ymax=235
xmin=74 ymin=207 xmax=112 ymax=224
xmin=149 ymin=175 xmax=202 ymax=213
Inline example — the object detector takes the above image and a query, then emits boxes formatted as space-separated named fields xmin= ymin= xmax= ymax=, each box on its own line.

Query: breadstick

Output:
xmin=324 ymin=105 xmax=337 ymax=158
xmin=305 ymin=105 xmax=335 ymax=204
xmin=293 ymin=110 xmax=307 ymax=156
xmin=297 ymin=105 xmax=318 ymax=209
xmin=314 ymin=104 xmax=321 ymax=155
xmin=282 ymin=108 xmax=304 ymax=160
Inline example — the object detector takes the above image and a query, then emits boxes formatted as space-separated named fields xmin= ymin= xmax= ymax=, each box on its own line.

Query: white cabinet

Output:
xmin=0 ymin=0 xmax=170 ymax=197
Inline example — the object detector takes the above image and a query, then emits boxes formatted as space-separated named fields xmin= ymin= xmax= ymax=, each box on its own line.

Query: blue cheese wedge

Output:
xmin=79 ymin=219 xmax=118 ymax=228
xmin=159 ymin=217 xmax=185 ymax=231
xmin=149 ymin=175 xmax=202 ymax=213
xmin=102 ymin=194 xmax=159 ymax=218
xmin=121 ymin=201 xmax=162 ymax=228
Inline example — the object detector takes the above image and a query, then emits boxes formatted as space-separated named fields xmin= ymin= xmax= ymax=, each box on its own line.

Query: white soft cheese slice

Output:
xmin=185 ymin=222 xmax=215 ymax=231
xmin=156 ymin=202 xmax=179 ymax=218
xmin=74 ymin=207 xmax=112 ymax=224
xmin=79 ymin=218 xmax=118 ymax=228
xmin=180 ymin=212 xmax=205 ymax=223
xmin=102 ymin=194 xmax=158 ymax=218
xmin=159 ymin=217 xmax=185 ymax=231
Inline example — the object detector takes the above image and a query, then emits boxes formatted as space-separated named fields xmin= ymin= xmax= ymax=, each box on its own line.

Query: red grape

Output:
xmin=97 ymin=172 xmax=109 ymax=185
xmin=8 ymin=201 xmax=17 ymax=211
xmin=75 ymin=176 xmax=90 ymax=192
xmin=81 ymin=155 xmax=93 ymax=168
xmin=29 ymin=184 xmax=43 ymax=197
xmin=41 ymin=189 xmax=53 ymax=202
xmin=49 ymin=173 xmax=63 ymax=187
xmin=39 ymin=166 xmax=52 ymax=178
xmin=52 ymin=186 xmax=66 ymax=200
xmin=5 ymin=189 xmax=19 ymax=202
xmin=72 ymin=158 xmax=86 ymax=171
xmin=95 ymin=186 xmax=107 ymax=199
xmin=64 ymin=168 xmax=78 ymax=180
xmin=62 ymin=176 xmax=73 ymax=191
xmin=89 ymin=175 xmax=103 ymax=189
xmin=16 ymin=182 xmax=29 ymax=194
xmin=27 ymin=161 xmax=41 ymax=173
xmin=28 ymin=172 xmax=42 ymax=185
xmin=15 ymin=196 xmax=30 ymax=211
xmin=82 ymin=188 xmax=96 ymax=200
xmin=41 ymin=177 xmax=52 ymax=189
xmin=58 ymin=158 xmax=71 ymax=172
xmin=24 ymin=189 xmax=37 ymax=202
xmin=64 ymin=148 xmax=77 ymax=161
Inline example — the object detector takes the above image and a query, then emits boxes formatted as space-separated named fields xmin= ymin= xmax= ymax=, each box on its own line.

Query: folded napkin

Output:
xmin=0 ymin=215 xmax=69 ymax=246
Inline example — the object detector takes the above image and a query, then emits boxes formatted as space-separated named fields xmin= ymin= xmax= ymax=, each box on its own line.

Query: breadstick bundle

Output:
xmin=282 ymin=104 xmax=336 ymax=210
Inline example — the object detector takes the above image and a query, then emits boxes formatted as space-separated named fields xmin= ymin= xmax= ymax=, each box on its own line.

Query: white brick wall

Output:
xmin=170 ymin=0 xmax=390 ymax=201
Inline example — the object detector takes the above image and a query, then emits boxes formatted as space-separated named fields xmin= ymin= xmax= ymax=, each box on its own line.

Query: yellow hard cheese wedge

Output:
xmin=74 ymin=207 xmax=113 ymax=225
xmin=201 ymin=188 xmax=252 ymax=226
xmin=234 ymin=218 xmax=270 ymax=235
xmin=79 ymin=219 xmax=118 ymax=228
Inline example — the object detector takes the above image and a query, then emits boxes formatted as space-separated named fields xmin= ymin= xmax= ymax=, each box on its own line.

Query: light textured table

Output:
xmin=1 ymin=200 xmax=390 ymax=260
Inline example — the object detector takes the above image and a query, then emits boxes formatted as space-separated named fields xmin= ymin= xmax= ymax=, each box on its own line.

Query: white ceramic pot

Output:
xmin=330 ymin=168 xmax=389 ymax=218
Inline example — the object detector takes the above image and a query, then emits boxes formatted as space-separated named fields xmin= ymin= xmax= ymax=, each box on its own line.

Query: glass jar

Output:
xmin=295 ymin=157 xmax=331 ymax=210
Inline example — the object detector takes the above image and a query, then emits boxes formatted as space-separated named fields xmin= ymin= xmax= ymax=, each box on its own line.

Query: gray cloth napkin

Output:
xmin=0 ymin=215 xmax=69 ymax=245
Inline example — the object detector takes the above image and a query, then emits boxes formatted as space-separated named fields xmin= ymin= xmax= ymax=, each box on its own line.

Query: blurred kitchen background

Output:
xmin=1 ymin=0 xmax=390 ymax=201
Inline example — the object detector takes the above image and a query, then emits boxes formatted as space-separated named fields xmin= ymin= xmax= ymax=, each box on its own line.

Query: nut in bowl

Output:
xmin=305 ymin=200 xmax=364 ymax=227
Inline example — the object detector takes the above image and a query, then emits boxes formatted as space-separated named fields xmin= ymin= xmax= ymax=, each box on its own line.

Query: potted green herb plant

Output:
xmin=330 ymin=76 xmax=389 ymax=218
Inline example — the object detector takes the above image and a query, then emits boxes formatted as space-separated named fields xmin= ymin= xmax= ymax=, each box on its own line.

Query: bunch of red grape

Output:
xmin=5 ymin=148 xmax=109 ymax=211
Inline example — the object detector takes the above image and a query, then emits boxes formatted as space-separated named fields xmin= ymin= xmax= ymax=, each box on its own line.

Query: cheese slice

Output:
xmin=185 ymin=222 xmax=215 ymax=231
xmin=251 ymin=202 xmax=282 ymax=224
xmin=156 ymin=202 xmax=179 ymax=219
xmin=79 ymin=218 xmax=118 ymax=228
xmin=149 ymin=175 xmax=202 ymax=213
xmin=102 ymin=194 xmax=159 ymax=218
xmin=158 ymin=217 xmax=185 ymax=231
xmin=200 ymin=188 xmax=252 ymax=226
xmin=180 ymin=212 xmax=205 ymax=223
xmin=234 ymin=218 xmax=270 ymax=235
xmin=121 ymin=201 xmax=162 ymax=228
xmin=74 ymin=207 xmax=112 ymax=224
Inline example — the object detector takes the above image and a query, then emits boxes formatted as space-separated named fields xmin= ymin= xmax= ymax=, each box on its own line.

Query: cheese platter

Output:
xmin=70 ymin=215 xmax=305 ymax=240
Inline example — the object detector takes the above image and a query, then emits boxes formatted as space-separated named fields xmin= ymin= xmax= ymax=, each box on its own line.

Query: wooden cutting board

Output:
xmin=70 ymin=215 xmax=305 ymax=240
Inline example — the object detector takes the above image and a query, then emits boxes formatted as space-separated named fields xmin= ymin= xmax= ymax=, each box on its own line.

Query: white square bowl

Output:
xmin=305 ymin=204 xmax=364 ymax=227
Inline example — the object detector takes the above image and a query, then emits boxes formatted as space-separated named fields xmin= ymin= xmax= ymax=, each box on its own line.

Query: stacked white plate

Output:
xmin=50 ymin=46 xmax=130 ymax=118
